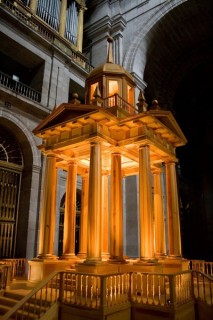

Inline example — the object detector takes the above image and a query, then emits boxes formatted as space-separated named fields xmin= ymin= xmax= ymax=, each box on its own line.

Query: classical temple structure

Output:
xmin=29 ymin=38 xmax=188 ymax=280
xmin=1 ymin=1 xmax=213 ymax=319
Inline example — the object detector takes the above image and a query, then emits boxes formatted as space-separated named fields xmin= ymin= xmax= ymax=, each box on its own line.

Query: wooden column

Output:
xmin=62 ymin=161 xmax=77 ymax=259
xmin=165 ymin=162 xmax=182 ymax=257
xmin=109 ymin=152 xmax=124 ymax=262
xmin=138 ymin=145 xmax=155 ymax=261
xmin=102 ymin=173 xmax=109 ymax=259
xmin=38 ymin=154 xmax=57 ymax=259
xmin=59 ymin=0 xmax=67 ymax=37
xmin=78 ymin=174 xmax=89 ymax=259
xmin=76 ymin=5 xmax=85 ymax=51
xmin=153 ymin=168 xmax=166 ymax=257
xmin=29 ymin=0 xmax=38 ymax=14
xmin=86 ymin=141 xmax=102 ymax=262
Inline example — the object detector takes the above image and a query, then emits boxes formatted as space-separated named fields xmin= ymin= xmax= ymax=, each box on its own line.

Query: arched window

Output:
xmin=0 ymin=127 xmax=23 ymax=258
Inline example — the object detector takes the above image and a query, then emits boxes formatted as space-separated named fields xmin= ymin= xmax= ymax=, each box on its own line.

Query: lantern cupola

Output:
xmin=85 ymin=36 xmax=137 ymax=117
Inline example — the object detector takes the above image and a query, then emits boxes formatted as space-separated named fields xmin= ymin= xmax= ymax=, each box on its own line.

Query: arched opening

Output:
xmin=0 ymin=126 xmax=23 ymax=258
xmin=58 ymin=189 xmax=82 ymax=257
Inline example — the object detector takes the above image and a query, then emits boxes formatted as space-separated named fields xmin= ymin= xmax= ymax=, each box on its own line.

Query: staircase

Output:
xmin=0 ymin=291 xmax=23 ymax=317
xmin=0 ymin=276 xmax=58 ymax=320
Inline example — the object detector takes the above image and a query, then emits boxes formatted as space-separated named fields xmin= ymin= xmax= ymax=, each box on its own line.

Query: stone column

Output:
xmin=29 ymin=0 xmax=38 ymax=14
xmin=62 ymin=161 xmax=77 ymax=259
xmin=38 ymin=154 xmax=57 ymax=259
xmin=165 ymin=162 xmax=182 ymax=257
xmin=76 ymin=5 xmax=85 ymax=51
xmin=138 ymin=145 xmax=155 ymax=261
xmin=102 ymin=173 xmax=109 ymax=259
xmin=59 ymin=0 xmax=67 ymax=37
xmin=153 ymin=168 xmax=166 ymax=257
xmin=86 ymin=141 xmax=102 ymax=262
xmin=78 ymin=174 xmax=89 ymax=259
xmin=109 ymin=152 xmax=124 ymax=262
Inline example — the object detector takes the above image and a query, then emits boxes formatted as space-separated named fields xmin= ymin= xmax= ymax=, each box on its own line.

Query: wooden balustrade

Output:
xmin=190 ymin=260 xmax=213 ymax=277
xmin=192 ymin=271 xmax=213 ymax=306
xmin=1 ymin=267 xmax=213 ymax=319
xmin=103 ymin=94 xmax=138 ymax=115
xmin=131 ymin=271 xmax=193 ymax=307
xmin=0 ymin=264 xmax=10 ymax=290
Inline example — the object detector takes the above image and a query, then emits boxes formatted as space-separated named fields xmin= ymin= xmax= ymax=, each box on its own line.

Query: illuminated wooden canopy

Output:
xmin=33 ymin=101 xmax=187 ymax=176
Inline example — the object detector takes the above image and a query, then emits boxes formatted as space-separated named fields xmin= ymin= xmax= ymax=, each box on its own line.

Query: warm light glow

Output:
xmin=108 ymin=80 xmax=119 ymax=96
xmin=90 ymin=82 xmax=99 ymax=101
xmin=127 ymin=84 xmax=133 ymax=105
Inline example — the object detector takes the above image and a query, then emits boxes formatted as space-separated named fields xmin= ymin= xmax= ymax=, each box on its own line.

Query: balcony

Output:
xmin=0 ymin=0 xmax=93 ymax=74
xmin=0 ymin=71 xmax=41 ymax=103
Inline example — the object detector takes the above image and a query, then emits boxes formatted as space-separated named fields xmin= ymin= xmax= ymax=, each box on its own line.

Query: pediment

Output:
xmin=148 ymin=110 xmax=187 ymax=144
xmin=33 ymin=103 xmax=99 ymax=134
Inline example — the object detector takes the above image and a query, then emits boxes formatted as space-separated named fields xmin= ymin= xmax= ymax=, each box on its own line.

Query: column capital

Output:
xmin=138 ymin=144 xmax=150 ymax=150
xmin=67 ymin=159 xmax=78 ymax=166
xmin=44 ymin=151 xmax=57 ymax=158
xmin=164 ymin=160 xmax=178 ymax=165
xmin=88 ymin=137 xmax=102 ymax=146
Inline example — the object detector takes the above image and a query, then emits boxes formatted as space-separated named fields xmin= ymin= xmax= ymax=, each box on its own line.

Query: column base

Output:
xmin=77 ymin=252 xmax=87 ymax=259
xmin=60 ymin=253 xmax=78 ymax=260
xmin=36 ymin=254 xmax=58 ymax=260
xmin=101 ymin=253 xmax=110 ymax=260
xmin=137 ymin=257 xmax=158 ymax=264
xmin=108 ymin=257 xmax=127 ymax=264
xmin=76 ymin=260 xmax=122 ymax=274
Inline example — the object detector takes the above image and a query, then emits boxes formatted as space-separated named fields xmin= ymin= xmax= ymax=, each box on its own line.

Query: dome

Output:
xmin=87 ymin=62 xmax=135 ymax=83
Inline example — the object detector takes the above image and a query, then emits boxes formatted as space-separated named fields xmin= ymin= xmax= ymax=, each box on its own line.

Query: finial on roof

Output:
xmin=150 ymin=99 xmax=161 ymax=110
xmin=92 ymin=84 xmax=103 ymax=106
xmin=69 ymin=93 xmax=81 ymax=104
xmin=137 ymin=89 xmax=148 ymax=112
xmin=107 ymin=36 xmax=114 ymax=63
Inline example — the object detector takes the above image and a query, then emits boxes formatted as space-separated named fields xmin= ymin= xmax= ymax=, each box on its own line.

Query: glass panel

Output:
xmin=109 ymin=80 xmax=119 ymax=96
xmin=127 ymin=84 xmax=134 ymax=105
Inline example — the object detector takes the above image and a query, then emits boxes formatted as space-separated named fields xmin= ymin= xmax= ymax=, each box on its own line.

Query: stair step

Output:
xmin=0 ymin=295 xmax=19 ymax=307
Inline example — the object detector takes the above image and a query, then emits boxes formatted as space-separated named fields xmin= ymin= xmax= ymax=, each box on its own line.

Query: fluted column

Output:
xmin=76 ymin=5 xmax=85 ymax=51
xmin=62 ymin=161 xmax=77 ymax=258
xmin=59 ymin=0 xmax=67 ymax=37
xmin=109 ymin=152 xmax=124 ymax=262
xmin=102 ymin=173 xmax=109 ymax=259
xmin=86 ymin=141 xmax=102 ymax=262
xmin=153 ymin=168 xmax=166 ymax=257
xmin=165 ymin=161 xmax=182 ymax=257
xmin=78 ymin=174 xmax=89 ymax=259
xmin=29 ymin=0 xmax=38 ymax=14
xmin=138 ymin=145 xmax=155 ymax=261
xmin=38 ymin=154 xmax=57 ymax=259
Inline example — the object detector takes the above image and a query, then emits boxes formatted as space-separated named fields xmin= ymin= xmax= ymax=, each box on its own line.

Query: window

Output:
xmin=108 ymin=80 xmax=119 ymax=96
xmin=127 ymin=84 xmax=134 ymax=105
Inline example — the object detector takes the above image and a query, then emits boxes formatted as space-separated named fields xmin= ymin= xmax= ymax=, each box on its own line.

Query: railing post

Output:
xmin=59 ymin=272 xmax=64 ymax=303
xmin=129 ymin=272 xmax=132 ymax=302
xmin=100 ymin=276 xmax=107 ymax=320
xmin=168 ymin=274 xmax=176 ymax=305
xmin=191 ymin=271 xmax=195 ymax=301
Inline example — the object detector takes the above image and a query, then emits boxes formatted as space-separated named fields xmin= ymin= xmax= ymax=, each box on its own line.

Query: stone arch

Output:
xmin=0 ymin=108 xmax=41 ymax=168
xmin=123 ymin=0 xmax=187 ymax=78
xmin=0 ymin=108 xmax=42 ymax=259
